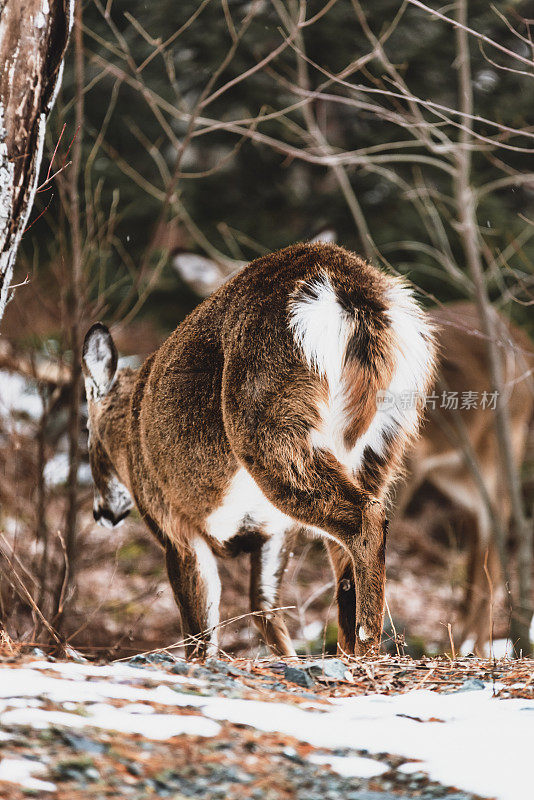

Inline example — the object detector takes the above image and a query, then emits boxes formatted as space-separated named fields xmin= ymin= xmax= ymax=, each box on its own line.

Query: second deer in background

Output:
xmin=397 ymin=302 xmax=533 ymax=653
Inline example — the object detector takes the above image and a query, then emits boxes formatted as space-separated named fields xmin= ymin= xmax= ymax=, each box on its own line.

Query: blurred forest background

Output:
xmin=1 ymin=0 xmax=533 ymax=659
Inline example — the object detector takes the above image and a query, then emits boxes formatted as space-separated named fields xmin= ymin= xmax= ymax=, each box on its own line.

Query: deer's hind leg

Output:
xmin=326 ymin=541 xmax=356 ymax=656
xmin=165 ymin=536 xmax=221 ymax=659
xmin=229 ymin=443 xmax=387 ymax=655
xmin=223 ymin=370 xmax=388 ymax=656
xmin=249 ymin=528 xmax=296 ymax=657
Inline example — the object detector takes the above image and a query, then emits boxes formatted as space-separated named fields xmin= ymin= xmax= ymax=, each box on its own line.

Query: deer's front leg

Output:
xmin=165 ymin=537 xmax=221 ymax=659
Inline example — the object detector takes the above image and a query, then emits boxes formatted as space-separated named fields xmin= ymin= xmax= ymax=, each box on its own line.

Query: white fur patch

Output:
xmin=95 ymin=515 xmax=118 ymax=530
xmin=257 ymin=534 xmax=298 ymax=657
xmin=384 ymin=281 xmax=434 ymax=434
xmin=97 ymin=474 xmax=133 ymax=516
xmin=83 ymin=328 xmax=116 ymax=400
xmin=289 ymin=275 xmax=354 ymax=468
xmin=289 ymin=274 xmax=352 ymax=387
xmin=93 ymin=475 xmax=133 ymax=529
xmin=358 ymin=625 xmax=370 ymax=642
xmin=205 ymin=468 xmax=293 ymax=543
xmin=192 ymin=536 xmax=221 ymax=655
xmin=288 ymin=274 xmax=434 ymax=479
xmin=346 ymin=281 xmax=434 ymax=471
xmin=259 ymin=531 xmax=286 ymax=608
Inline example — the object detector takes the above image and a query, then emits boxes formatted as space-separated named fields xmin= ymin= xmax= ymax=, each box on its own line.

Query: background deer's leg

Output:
xmin=459 ymin=537 xmax=501 ymax=655
xmin=392 ymin=457 xmax=427 ymax=520
xmin=249 ymin=529 xmax=296 ymax=657
xmin=455 ymin=503 xmax=486 ymax=653
xmin=447 ymin=449 xmax=504 ymax=654
xmin=326 ymin=541 xmax=356 ymax=655
xmin=165 ymin=537 xmax=221 ymax=659
xmin=471 ymin=447 xmax=503 ymax=653
xmin=459 ymin=510 xmax=477 ymax=617
xmin=479 ymin=541 xmax=501 ymax=651
xmin=428 ymin=463 xmax=495 ymax=653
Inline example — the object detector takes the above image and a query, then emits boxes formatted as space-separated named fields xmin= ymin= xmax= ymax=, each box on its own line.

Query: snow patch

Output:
xmin=122 ymin=703 xmax=156 ymax=714
xmin=28 ymin=658 xmax=205 ymax=686
xmin=308 ymin=754 xmax=389 ymax=778
xmin=460 ymin=637 xmax=514 ymax=658
xmin=302 ymin=620 xmax=323 ymax=641
xmin=398 ymin=760 xmax=427 ymax=775
xmin=2 ymin=660 xmax=533 ymax=799
xmin=1 ymin=668 xmax=208 ymax=708
xmin=44 ymin=452 xmax=93 ymax=487
xmin=0 ymin=757 xmax=56 ymax=792
xmin=2 ymin=704 xmax=220 ymax=741
xmin=0 ymin=371 xmax=42 ymax=424
xmin=202 ymin=688 xmax=534 ymax=800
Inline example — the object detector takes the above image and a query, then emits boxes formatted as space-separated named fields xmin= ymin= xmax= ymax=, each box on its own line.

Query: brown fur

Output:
xmin=83 ymin=243 xmax=436 ymax=657
xmin=397 ymin=301 xmax=534 ymax=653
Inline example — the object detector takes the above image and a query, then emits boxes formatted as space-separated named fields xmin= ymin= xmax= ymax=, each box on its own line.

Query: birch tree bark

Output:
xmin=0 ymin=0 xmax=73 ymax=326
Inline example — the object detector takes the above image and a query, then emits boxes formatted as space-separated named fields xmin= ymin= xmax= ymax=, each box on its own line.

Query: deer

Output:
xmin=83 ymin=242 xmax=436 ymax=658
xmin=172 ymin=243 xmax=534 ymax=654
xmin=395 ymin=301 xmax=533 ymax=653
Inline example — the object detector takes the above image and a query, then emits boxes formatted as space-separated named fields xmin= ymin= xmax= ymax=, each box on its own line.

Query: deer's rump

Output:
xmin=126 ymin=243 xmax=434 ymax=545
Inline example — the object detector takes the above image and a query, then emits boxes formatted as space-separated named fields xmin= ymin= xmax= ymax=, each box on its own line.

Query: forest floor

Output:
xmin=0 ymin=363 xmax=521 ymax=661
xmin=1 ymin=502 xmax=515 ymax=662
xmin=2 ymin=363 xmax=533 ymax=800
xmin=0 ymin=651 xmax=533 ymax=800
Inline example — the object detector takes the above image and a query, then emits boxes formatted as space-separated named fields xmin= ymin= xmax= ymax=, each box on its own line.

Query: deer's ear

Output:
xmin=82 ymin=323 xmax=118 ymax=400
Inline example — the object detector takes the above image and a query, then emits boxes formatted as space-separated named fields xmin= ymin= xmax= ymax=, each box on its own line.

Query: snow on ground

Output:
xmin=0 ymin=659 xmax=532 ymax=799
xmin=28 ymin=658 xmax=206 ymax=685
xmin=0 ymin=757 xmax=57 ymax=793
xmin=0 ymin=668 xmax=210 ymax=709
xmin=43 ymin=452 xmax=93 ymax=487
xmin=308 ymin=754 xmax=390 ymax=778
xmin=2 ymin=704 xmax=220 ymax=740
xmin=460 ymin=631 xmax=534 ymax=658
xmin=460 ymin=637 xmax=514 ymax=658
xmin=202 ymin=689 xmax=534 ymax=800
xmin=0 ymin=371 xmax=42 ymax=432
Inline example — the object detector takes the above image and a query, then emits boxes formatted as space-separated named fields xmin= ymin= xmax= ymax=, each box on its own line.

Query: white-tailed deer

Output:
xmin=83 ymin=243 xmax=435 ymax=657
xmin=172 ymin=245 xmax=534 ymax=653
xmin=396 ymin=301 xmax=533 ymax=653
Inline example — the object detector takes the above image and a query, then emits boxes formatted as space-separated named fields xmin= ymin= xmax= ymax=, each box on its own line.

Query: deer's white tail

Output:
xmin=289 ymin=272 xmax=434 ymax=482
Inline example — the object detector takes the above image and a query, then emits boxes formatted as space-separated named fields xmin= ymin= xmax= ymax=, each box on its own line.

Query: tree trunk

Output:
xmin=454 ymin=0 xmax=532 ymax=656
xmin=54 ymin=0 xmax=83 ymax=626
xmin=0 ymin=0 xmax=73 ymax=327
